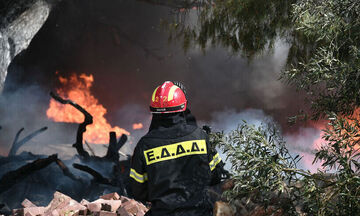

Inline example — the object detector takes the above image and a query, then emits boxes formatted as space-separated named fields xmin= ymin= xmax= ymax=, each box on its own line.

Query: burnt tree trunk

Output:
xmin=50 ymin=92 xmax=92 ymax=159
xmin=105 ymin=132 xmax=127 ymax=162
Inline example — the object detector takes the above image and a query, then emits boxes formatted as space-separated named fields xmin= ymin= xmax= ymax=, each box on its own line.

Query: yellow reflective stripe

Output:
xmin=129 ymin=168 xmax=148 ymax=183
xmin=152 ymin=87 xmax=159 ymax=102
xmin=209 ymin=153 xmax=221 ymax=171
xmin=143 ymin=140 xmax=207 ymax=165
xmin=167 ymin=85 xmax=179 ymax=101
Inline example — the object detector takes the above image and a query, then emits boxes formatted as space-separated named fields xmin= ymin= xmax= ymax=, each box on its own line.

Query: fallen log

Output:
xmin=0 ymin=154 xmax=58 ymax=194
xmin=0 ymin=151 xmax=45 ymax=166
xmin=50 ymin=91 xmax=92 ymax=159
xmin=8 ymin=127 xmax=48 ymax=156
xmin=73 ymin=163 xmax=111 ymax=185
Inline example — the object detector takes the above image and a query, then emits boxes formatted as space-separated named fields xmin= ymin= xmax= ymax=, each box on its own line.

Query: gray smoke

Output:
xmin=208 ymin=108 xmax=323 ymax=172
xmin=0 ymin=0 xmax=314 ymax=168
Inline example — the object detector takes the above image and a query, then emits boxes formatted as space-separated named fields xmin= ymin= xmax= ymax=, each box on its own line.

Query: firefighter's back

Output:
xmin=139 ymin=127 xmax=213 ymax=216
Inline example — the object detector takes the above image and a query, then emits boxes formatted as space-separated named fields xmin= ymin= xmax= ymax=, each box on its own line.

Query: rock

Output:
xmin=23 ymin=206 xmax=46 ymax=216
xmin=80 ymin=199 xmax=90 ymax=206
xmin=0 ymin=0 xmax=61 ymax=93
xmin=94 ymin=211 xmax=117 ymax=216
xmin=117 ymin=207 xmax=133 ymax=216
xmin=11 ymin=208 xmax=23 ymax=216
xmin=21 ymin=199 xmax=36 ymax=208
xmin=56 ymin=199 xmax=86 ymax=216
xmin=44 ymin=191 xmax=84 ymax=215
xmin=119 ymin=196 xmax=131 ymax=203
xmin=121 ymin=200 xmax=141 ymax=215
xmin=91 ymin=199 xmax=122 ymax=212
xmin=213 ymin=201 xmax=234 ymax=216
xmin=87 ymin=202 xmax=102 ymax=212
xmin=13 ymin=192 xmax=148 ymax=216
xmin=100 ymin=192 xmax=120 ymax=200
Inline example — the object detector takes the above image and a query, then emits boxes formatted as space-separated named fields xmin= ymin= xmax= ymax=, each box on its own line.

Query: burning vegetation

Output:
xmin=47 ymin=73 xmax=130 ymax=144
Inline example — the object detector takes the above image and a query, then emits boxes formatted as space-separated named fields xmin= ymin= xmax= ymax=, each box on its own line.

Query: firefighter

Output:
xmin=129 ymin=81 xmax=225 ymax=216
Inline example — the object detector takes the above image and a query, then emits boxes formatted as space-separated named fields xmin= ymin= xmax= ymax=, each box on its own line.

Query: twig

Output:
xmin=10 ymin=128 xmax=24 ymax=153
xmin=8 ymin=127 xmax=48 ymax=156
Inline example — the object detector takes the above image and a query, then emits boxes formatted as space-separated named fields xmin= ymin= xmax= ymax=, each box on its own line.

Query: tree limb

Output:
xmin=0 ymin=154 xmax=58 ymax=194
xmin=8 ymin=127 xmax=48 ymax=156
xmin=73 ymin=163 xmax=111 ymax=185
xmin=55 ymin=159 xmax=84 ymax=183
xmin=105 ymin=132 xmax=127 ymax=162
xmin=50 ymin=91 xmax=92 ymax=159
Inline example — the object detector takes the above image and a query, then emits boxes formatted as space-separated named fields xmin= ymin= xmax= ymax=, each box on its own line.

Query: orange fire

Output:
xmin=310 ymin=109 xmax=360 ymax=153
xmin=132 ymin=123 xmax=144 ymax=130
xmin=47 ymin=73 xmax=130 ymax=144
xmin=295 ymin=110 xmax=360 ymax=172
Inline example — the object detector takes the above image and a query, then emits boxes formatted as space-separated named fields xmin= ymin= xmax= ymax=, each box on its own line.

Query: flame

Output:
xmin=311 ymin=109 xmax=360 ymax=150
xmin=47 ymin=73 xmax=130 ymax=144
xmin=305 ymin=109 xmax=360 ymax=171
xmin=132 ymin=123 xmax=143 ymax=130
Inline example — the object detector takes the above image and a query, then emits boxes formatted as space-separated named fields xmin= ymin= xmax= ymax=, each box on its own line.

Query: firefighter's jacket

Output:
xmin=129 ymin=111 xmax=223 ymax=216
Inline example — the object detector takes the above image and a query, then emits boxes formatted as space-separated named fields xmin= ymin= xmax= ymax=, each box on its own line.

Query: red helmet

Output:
xmin=150 ymin=81 xmax=187 ymax=113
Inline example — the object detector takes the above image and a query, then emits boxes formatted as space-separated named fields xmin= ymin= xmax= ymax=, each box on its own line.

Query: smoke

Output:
xmin=208 ymin=109 xmax=324 ymax=172
xmin=3 ymin=0 xmax=304 ymax=129
xmin=114 ymin=103 xmax=152 ymax=155
xmin=0 ymin=0 xmax=325 ymax=173
xmin=284 ymin=127 xmax=324 ymax=172
xmin=0 ymin=84 xmax=80 ymax=157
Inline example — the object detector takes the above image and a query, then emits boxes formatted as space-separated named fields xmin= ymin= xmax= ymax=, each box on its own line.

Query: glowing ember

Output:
xmin=47 ymin=73 xmax=130 ymax=144
xmin=132 ymin=123 xmax=143 ymax=130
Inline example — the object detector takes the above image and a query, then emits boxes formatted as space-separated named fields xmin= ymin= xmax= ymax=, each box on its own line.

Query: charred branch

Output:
xmin=55 ymin=159 xmax=84 ymax=183
xmin=84 ymin=140 xmax=96 ymax=156
xmin=50 ymin=92 xmax=92 ymax=159
xmin=0 ymin=154 xmax=58 ymax=194
xmin=8 ymin=127 xmax=48 ymax=156
xmin=0 ymin=151 xmax=44 ymax=166
xmin=49 ymin=92 xmax=129 ymax=163
xmin=73 ymin=163 xmax=111 ymax=185
xmin=105 ymin=133 xmax=127 ymax=162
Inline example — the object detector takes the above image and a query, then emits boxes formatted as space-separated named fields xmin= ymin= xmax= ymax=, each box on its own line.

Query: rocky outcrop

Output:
xmin=0 ymin=0 xmax=60 ymax=93
xmin=11 ymin=191 xmax=149 ymax=216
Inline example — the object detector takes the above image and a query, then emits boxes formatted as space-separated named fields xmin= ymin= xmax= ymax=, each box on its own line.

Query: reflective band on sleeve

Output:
xmin=209 ymin=153 xmax=221 ymax=171
xmin=129 ymin=168 xmax=148 ymax=183
xmin=167 ymin=85 xmax=179 ymax=101
xmin=152 ymin=87 xmax=159 ymax=102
